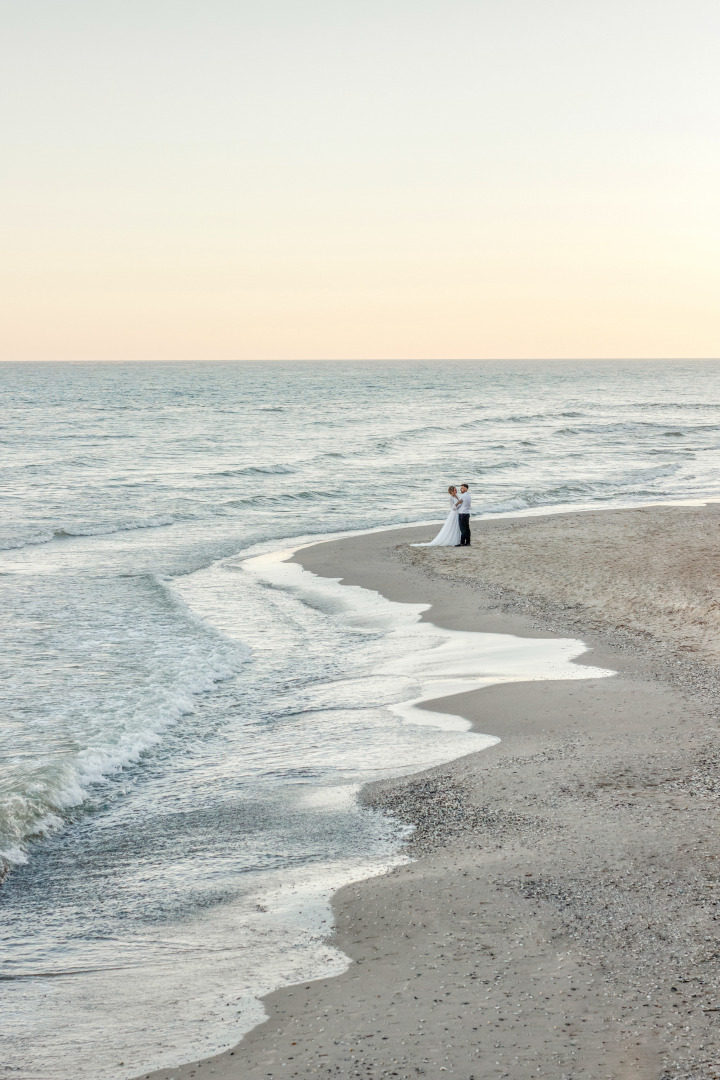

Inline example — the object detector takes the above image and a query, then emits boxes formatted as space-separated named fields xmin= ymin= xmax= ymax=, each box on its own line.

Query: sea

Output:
xmin=2 ymin=359 xmax=720 ymax=1080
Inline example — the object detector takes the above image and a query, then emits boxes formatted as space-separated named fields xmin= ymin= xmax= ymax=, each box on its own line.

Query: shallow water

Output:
xmin=2 ymin=359 xmax=719 ymax=1078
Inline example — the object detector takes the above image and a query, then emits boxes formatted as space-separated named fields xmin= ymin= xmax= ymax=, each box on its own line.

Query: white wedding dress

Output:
xmin=411 ymin=496 xmax=461 ymax=547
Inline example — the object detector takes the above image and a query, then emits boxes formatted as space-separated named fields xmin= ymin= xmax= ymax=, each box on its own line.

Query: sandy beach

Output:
xmin=139 ymin=505 xmax=720 ymax=1080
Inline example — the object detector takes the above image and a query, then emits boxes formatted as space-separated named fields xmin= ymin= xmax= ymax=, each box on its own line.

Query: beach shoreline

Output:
xmin=139 ymin=507 xmax=720 ymax=1080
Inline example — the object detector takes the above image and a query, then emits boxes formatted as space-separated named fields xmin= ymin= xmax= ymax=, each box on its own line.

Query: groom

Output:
xmin=455 ymin=484 xmax=471 ymax=547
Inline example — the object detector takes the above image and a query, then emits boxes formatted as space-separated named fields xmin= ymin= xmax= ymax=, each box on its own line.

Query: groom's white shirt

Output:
xmin=457 ymin=491 xmax=471 ymax=513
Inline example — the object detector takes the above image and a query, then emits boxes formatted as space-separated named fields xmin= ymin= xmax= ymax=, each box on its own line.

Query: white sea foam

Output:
xmin=243 ymin=547 xmax=615 ymax=742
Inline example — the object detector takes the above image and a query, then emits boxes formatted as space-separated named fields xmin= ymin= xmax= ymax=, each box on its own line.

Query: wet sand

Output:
xmin=139 ymin=507 xmax=720 ymax=1080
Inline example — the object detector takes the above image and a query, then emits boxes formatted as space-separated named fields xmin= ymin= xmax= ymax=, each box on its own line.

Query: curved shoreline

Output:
xmin=140 ymin=510 xmax=720 ymax=1080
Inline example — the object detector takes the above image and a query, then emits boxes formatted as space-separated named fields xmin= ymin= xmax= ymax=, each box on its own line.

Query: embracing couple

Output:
xmin=412 ymin=484 xmax=472 ymax=548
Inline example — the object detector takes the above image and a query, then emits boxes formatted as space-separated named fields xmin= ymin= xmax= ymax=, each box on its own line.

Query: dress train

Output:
xmin=411 ymin=497 xmax=461 ymax=547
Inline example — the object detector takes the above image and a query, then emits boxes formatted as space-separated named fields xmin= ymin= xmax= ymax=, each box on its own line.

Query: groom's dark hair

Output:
xmin=461 ymin=483 xmax=470 ymax=488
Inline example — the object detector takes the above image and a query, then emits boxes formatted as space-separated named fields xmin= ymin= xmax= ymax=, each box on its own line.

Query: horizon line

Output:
xmin=2 ymin=356 xmax=720 ymax=365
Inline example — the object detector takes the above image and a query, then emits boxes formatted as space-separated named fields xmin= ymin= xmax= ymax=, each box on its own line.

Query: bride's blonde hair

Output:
xmin=448 ymin=485 xmax=457 ymax=494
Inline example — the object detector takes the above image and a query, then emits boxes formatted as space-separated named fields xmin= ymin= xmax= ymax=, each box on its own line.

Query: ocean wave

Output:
xmin=500 ymin=410 xmax=591 ymax=423
xmin=621 ymin=463 xmax=681 ymax=483
xmin=454 ymin=418 xmax=491 ymax=433
xmin=639 ymin=401 xmax=720 ymax=410
xmin=0 ymin=455 xmax=98 ymax=474
xmin=564 ymin=420 xmax=718 ymax=436
xmin=373 ymin=426 xmax=446 ymax=451
xmin=483 ymin=497 xmax=530 ymax=513
xmin=53 ymin=515 xmax=175 ymax=538
xmin=0 ymin=582 xmax=250 ymax=867
xmin=503 ymin=413 xmax=551 ymax=423
xmin=475 ymin=460 xmax=522 ymax=474
xmin=223 ymin=490 xmax=327 ymax=509
xmin=519 ymin=464 xmax=680 ymax=506
xmin=476 ymin=463 xmax=683 ymax=518
xmin=0 ymin=531 xmax=55 ymax=553
xmin=211 ymin=464 xmax=296 ymax=477
xmin=0 ymin=517 xmax=176 ymax=553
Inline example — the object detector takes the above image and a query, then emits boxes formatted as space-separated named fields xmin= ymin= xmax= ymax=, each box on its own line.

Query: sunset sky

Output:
xmin=3 ymin=0 xmax=720 ymax=361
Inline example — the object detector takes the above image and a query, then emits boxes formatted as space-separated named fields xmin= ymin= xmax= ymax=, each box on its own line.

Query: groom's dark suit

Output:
xmin=457 ymin=490 xmax=471 ymax=546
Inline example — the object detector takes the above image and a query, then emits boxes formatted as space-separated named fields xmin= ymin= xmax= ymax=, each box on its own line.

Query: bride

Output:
xmin=411 ymin=486 xmax=461 ymax=547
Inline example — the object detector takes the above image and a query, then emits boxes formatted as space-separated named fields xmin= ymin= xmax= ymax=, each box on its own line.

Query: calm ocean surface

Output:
xmin=2 ymin=359 xmax=720 ymax=1078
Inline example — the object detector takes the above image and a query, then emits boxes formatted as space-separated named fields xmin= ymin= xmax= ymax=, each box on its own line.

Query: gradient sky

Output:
xmin=2 ymin=0 xmax=720 ymax=360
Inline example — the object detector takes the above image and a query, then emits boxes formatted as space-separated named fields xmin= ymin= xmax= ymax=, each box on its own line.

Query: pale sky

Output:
xmin=2 ymin=0 xmax=719 ymax=361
